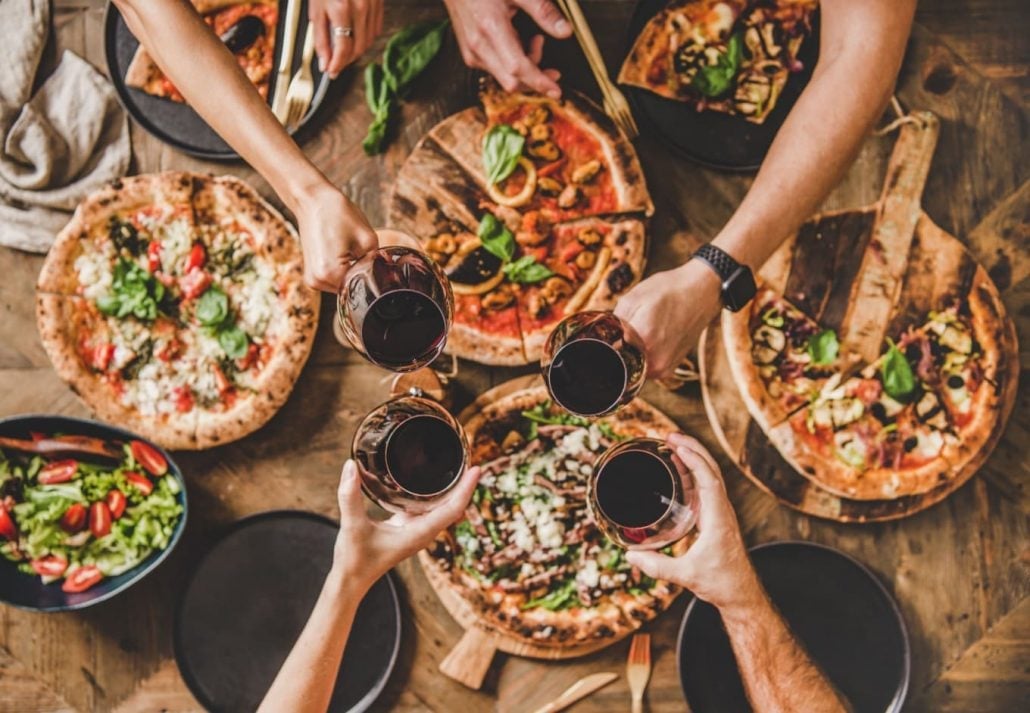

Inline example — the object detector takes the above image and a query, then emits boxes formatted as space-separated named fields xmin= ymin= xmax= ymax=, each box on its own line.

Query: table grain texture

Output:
xmin=0 ymin=1 xmax=1027 ymax=711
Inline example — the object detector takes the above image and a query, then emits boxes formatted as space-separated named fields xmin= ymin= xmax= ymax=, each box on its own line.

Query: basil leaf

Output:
xmin=881 ymin=341 xmax=917 ymax=401
xmin=482 ymin=125 xmax=525 ymax=186
xmin=98 ymin=258 xmax=166 ymax=322
xmin=218 ymin=325 xmax=249 ymax=359
xmin=96 ymin=294 xmax=120 ymax=315
xmin=477 ymin=213 xmax=516 ymax=263
xmin=195 ymin=286 xmax=229 ymax=327
xmin=692 ymin=31 xmax=742 ymax=98
xmin=383 ymin=19 xmax=449 ymax=96
xmin=807 ymin=329 xmax=839 ymax=365
xmin=503 ymin=255 xmax=554 ymax=284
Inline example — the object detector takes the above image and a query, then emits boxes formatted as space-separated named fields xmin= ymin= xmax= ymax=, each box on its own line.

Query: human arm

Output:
xmin=111 ymin=0 xmax=379 ymax=291
xmin=615 ymin=0 xmax=917 ymax=377
xmin=257 ymin=460 xmax=481 ymax=713
xmin=628 ymin=434 xmax=848 ymax=713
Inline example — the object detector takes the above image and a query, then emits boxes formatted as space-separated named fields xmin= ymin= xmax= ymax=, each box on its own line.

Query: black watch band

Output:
xmin=690 ymin=244 xmax=757 ymax=313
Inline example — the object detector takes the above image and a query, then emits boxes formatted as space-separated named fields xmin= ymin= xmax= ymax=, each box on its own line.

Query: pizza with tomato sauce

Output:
xmin=36 ymin=172 xmax=319 ymax=450
xmin=389 ymin=85 xmax=652 ymax=365
xmin=125 ymin=0 xmax=279 ymax=103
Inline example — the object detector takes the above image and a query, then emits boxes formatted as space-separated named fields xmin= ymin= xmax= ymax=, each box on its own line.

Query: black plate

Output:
xmin=623 ymin=1 xmax=820 ymax=171
xmin=174 ymin=511 xmax=401 ymax=713
xmin=104 ymin=2 xmax=330 ymax=160
xmin=677 ymin=541 xmax=910 ymax=713
xmin=0 ymin=414 xmax=188 ymax=612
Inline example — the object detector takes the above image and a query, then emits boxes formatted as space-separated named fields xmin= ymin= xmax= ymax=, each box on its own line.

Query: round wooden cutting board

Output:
xmin=700 ymin=115 xmax=1020 ymax=523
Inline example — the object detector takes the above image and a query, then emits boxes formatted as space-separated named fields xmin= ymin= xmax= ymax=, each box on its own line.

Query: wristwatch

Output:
xmin=690 ymin=244 xmax=757 ymax=312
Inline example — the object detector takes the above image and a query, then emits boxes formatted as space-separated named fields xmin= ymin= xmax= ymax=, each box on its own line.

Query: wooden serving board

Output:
xmin=700 ymin=115 xmax=1021 ymax=523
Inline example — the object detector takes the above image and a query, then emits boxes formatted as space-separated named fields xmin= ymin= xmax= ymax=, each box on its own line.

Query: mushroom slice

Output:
xmin=753 ymin=324 xmax=786 ymax=352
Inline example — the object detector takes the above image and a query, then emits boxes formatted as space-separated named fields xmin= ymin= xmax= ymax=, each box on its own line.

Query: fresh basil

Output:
xmin=96 ymin=258 xmax=166 ymax=322
xmin=477 ymin=213 xmax=516 ymax=263
xmin=503 ymin=255 xmax=554 ymax=284
xmin=195 ymin=286 xmax=229 ymax=327
xmin=362 ymin=63 xmax=395 ymax=155
xmin=881 ymin=340 xmax=917 ymax=401
xmin=482 ymin=125 xmax=525 ymax=186
xmin=807 ymin=329 xmax=839 ymax=365
xmin=692 ymin=31 xmax=742 ymax=98
xmin=218 ymin=325 xmax=250 ymax=360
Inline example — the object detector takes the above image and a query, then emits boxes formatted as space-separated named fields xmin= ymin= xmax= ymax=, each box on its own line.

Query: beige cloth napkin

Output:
xmin=0 ymin=0 xmax=131 ymax=253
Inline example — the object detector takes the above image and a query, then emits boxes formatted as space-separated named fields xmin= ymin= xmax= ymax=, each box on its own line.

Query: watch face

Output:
xmin=723 ymin=266 xmax=757 ymax=312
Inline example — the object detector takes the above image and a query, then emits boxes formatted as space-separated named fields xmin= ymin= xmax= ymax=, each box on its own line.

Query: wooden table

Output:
xmin=1 ymin=1 xmax=1027 ymax=711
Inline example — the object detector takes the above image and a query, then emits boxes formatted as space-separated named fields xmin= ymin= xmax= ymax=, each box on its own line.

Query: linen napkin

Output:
xmin=0 ymin=0 xmax=130 ymax=253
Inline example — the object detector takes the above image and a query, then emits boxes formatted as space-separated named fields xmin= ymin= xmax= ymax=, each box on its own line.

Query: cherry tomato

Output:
xmin=106 ymin=489 xmax=127 ymax=519
xmin=147 ymin=240 xmax=162 ymax=272
xmin=178 ymin=268 xmax=212 ymax=300
xmin=39 ymin=459 xmax=79 ymax=484
xmin=236 ymin=342 xmax=260 ymax=370
xmin=31 ymin=555 xmax=68 ymax=578
xmin=172 ymin=386 xmax=194 ymax=413
xmin=60 ymin=503 xmax=87 ymax=533
xmin=91 ymin=343 xmax=114 ymax=372
xmin=90 ymin=502 xmax=112 ymax=538
xmin=29 ymin=431 xmax=45 ymax=442
xmin=185 ymin=242 xmax=206 ymax=272
xmin=125 ymin=471 xmax=154 ymax=496
xmin=0 ymin=507 xmax=17 ymax=540
xmin=130 ymin=440 xmax=168 ymax=477
xmin=213 ymin=363 xmax=231 ymax=394
xmin=62 ymin=565 xmax=103 ymax=593
xmin=856 ymin=379 xmax=883 ymax=405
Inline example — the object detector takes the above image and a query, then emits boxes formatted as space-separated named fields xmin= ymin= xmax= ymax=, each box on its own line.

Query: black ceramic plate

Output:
xmin=0 ymin=414 xmax=188 ymax=612
xmin=677 ymin=541 xmax=910 ymax=713
xmin=174 ymin=511 xmax=401 ymax=713
xmin=104 ymin=1 xmax=330 ymax=160
xmin=623 ymin=1 xmax=820 ymax=171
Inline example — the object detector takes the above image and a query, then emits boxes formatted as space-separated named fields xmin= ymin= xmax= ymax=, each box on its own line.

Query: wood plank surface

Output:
xmin=0 ymin=1 xmax=1027 ymax=711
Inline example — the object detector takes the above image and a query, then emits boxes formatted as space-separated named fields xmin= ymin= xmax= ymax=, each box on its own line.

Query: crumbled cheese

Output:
xmin=233 ymin=264 xmax=279 ymax=337
xmin=75 ymin=249 xmax=113 ymax=301
xmin=577 ymin=560 xmax=600 ymax=589
xmin=159 ymin=219 xmax=192 ymax=276
xmin=456 ymin=528 xmax=480 ymax=555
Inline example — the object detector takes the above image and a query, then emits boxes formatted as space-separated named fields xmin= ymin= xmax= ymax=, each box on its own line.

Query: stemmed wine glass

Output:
xmin=338 ymin=240 xmax=453 ymax=373
xmin=352 ymin=395 xmax=469 ymax=515
xmin=541 ymin=310 xmax=647 ymax=417
xmin=588 ymin=438 xmax=698 ymax=550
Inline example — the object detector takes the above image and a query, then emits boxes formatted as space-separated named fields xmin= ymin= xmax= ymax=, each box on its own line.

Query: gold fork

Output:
xmin=284 ymin=22 xmax=317 ymax=131
xmin=627 ymin=633 xmax=652 ymax=713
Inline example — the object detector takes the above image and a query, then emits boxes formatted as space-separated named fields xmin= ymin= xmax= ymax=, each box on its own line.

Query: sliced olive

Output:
xmin=903 ymin=436 xmax=918 ymax=452
xmin=221 ymin=15 xmax=265 ymax=54
xmin=446 ymin=246 xmax=502 ymax=286
xmin=946 ymin=374 xmax=964 ymax=389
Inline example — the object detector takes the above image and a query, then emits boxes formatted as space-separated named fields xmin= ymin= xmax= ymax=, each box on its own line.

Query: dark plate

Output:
xmin=174 ymin=510 xmax=401 ymax=713
xmin=104 ymin=1 xmax=330 ymax=160
xmin=0 ymin=414 xmax=188 ymax=612
xmin=677 ymin=541 xmax=910 ymax=713
xmin=623 ymin=0 xmax=820 ymax=171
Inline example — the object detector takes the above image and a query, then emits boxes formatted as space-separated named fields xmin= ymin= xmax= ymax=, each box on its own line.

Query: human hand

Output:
xmin=443 ymin=0 xmax=572 ymax=98
xmin=331 ymin=460 xmax=482 ymax=591
xmin=309 ymin=0 xmax=385 ymax=79
xmin=614 ymin=259 xmax=723 ymax=379
xmin=626 ymin=434 xmax=762 ymax=613
xmin=292 ymin=183 xmax=378 ymax=292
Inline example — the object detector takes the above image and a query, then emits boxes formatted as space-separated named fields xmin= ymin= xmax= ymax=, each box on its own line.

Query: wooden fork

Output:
xmin=284 ymin=23 xmax=317 ymax=131
xmin=627 ymin=633 xmax=652 ymax=713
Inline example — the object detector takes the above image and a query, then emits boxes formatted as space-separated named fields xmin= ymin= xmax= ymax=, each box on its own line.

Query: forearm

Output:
xmin=113 ymin=0 xmax=328 ymax=210
xmin=257 ymin=566 xmax=366 ymax=713
xmin=721 ymin=589 xmax=848 ymax=713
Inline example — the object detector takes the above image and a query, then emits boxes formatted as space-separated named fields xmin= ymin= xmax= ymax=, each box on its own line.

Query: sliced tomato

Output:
xmin=31 ymin=555 xmax=68 ymax=578
xmin=125 ymin=471 xmax=154 ymax=496
xmin=212 ymin=363 xmax=232 ymax=394
xmin=62 ymin=565 xmax=103 ymax=593
xmin=236 ymin=342 xmax=260 ymax=370
xmin=39 ymin=459 xmax=79 ymax=485
xmin=179 ymin=268 xmax=212 ymax=299
xmin=559 ymin=242 xmax=584 ymax=263
xmin=537 ymin=157 xmax=567 ymax=178
xmin=172 ymin=386 xmax=194 ymax=413
xmin=855 ymin=379 xmax=883 ymax=406
xmin=147 ymin=240 xmax=162 ymax=272
xmin=0 ymin=507 xmax=16 ymax=540
xmin=60 ymin=503 xmax=87 ymax=533
xmin=90 ymin=502 xmax=112 ymax=538
xmin=90 ymin=343 xmax=114 ymax=372
xmin=131 ymin=440 xmax=168 ymax=476
xmin=29 ymin=431 xmax=46 ymax=442
xmin=185 ymin=242 xmax=206 ymax=272
xmin=105 ymin=489 xmax=127 ymax=519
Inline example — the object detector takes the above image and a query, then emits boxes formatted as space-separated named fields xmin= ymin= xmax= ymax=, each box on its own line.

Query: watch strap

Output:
xmin=691 ymin=244 xmax=739 ymax=282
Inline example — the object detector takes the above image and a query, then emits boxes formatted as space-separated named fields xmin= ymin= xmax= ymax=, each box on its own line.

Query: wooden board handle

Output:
xmin=878 ymin=111 xmax=939 ymax=209
xmin=439 ymin=626 xmax=499 ymax=690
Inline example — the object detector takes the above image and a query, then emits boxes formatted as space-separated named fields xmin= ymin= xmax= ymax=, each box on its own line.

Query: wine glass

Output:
xmin=541 ymin=310 xmax=647 ymax=417
xmin=352 ymin=396 xmax=469 ymax=515
xmin=588 ymin=438 xmax=698 ymax=550
xmin=338 ymin=241 xmax=453 ymax=372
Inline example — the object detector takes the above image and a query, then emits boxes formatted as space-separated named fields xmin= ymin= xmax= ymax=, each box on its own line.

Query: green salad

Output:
xmin=0 ymin=438 xmax=183 ymax=593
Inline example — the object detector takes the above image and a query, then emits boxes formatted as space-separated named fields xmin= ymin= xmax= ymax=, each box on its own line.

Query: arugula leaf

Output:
xmin=503 ymin=255 xmax=554 ymax=284
xmin=195 ymin=286 xmax=229 ymax=327
xmin=218 ymin=325 xmax=249 ymax=360
xmin=96 ymin=258 xmax=166 ymax=322
xmin=484 ymin=520 xmax=503 ymax=548
xmin=521 ymin=401 xmax=590 ymax=428
xmin=881 ymin=340 xmax=917 ymax=401
xmin=482 ymin=125 xmax=525 ymax=186
xmin=477 ymin=213 xmax=516 ymax=263
xmin=807 ymin=329 xmax=839 ymax=365
xmin=521 ymin=579 xmax=578 ymax=611
xmin=692 ymin=31 xmax=742 ymax=98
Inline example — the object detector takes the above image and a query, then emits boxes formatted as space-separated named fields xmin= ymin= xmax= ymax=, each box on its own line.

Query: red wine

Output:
xmin=547 ymin=338 xmax=627 ymax=416
xmin=596 ymin=449 xmax=675 ymax=528
xmin=385 ymin=414 xmax=464 ymax=495
xmin=361 ymin=289 xmax=446 ymax=369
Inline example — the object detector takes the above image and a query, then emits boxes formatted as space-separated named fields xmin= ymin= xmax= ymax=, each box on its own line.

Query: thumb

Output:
xmin=516 ymin=0 xmax=572 ymax=39
xmin=337 ymin=460 xmax=368 ymax=522
xmin=626 ymin=549 xmax=681 ymax=584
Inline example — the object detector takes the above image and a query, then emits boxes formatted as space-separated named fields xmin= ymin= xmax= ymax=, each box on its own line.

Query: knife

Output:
xmin=530 ymin=672 xmax=619 ymax=713
xmin=271 ymin=0 xmax=303 ymax=123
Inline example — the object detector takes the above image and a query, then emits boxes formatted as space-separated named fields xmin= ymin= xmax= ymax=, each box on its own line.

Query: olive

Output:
xmin=947 ymin=374 xmax=965 ymax=389
xmin=221 ymin=15 xmax=266 ymax=54
xmin=445 ymin=246 xmax=502 ymax=285
xmin=905 ymin=343 xmax=922 ymax=364
xmin=870 ymin=402 xmax=887 ymax=422
xmin=903 ymin=436 xmax=918 ymax=452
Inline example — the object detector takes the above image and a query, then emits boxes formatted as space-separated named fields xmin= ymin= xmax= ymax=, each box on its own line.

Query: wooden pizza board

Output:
xmin=700 ymin=114 xmax=1020 ymax=523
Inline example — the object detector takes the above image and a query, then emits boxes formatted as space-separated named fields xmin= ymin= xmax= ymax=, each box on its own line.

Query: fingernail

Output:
xmin=555 ymin=18 xmax=571 ymax=34
xmin=548 ymin=88 xmax=561 ymax=100
xmin=343 ymin=459 xmax=357 ymax=478
xmin=318 ymin=57 xmax=327 ymax=72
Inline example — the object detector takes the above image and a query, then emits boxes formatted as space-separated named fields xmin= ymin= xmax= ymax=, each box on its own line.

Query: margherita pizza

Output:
xmin=422 ymin=385 xmax=683 ymax=645
xmin=36 ymin=172 xmax=319 ymax=450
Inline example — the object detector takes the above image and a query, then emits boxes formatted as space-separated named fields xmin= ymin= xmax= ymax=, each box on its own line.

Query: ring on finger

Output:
xmin=332 ymin=26 xmax=354 ymax=38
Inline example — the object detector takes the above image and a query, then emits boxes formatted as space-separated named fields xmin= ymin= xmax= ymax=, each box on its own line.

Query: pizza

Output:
xmin=618 ymin=0 xmax=818 ymax=124
xmin=125 ymin=0 xmax=279 ymax=103
xmin=422 ymin=385 xmax=684 ymax=645
xmin=36 ymin=172 xmax=320 ymax=450
xmin=389 ymin=85 xmax=652 ymax=366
